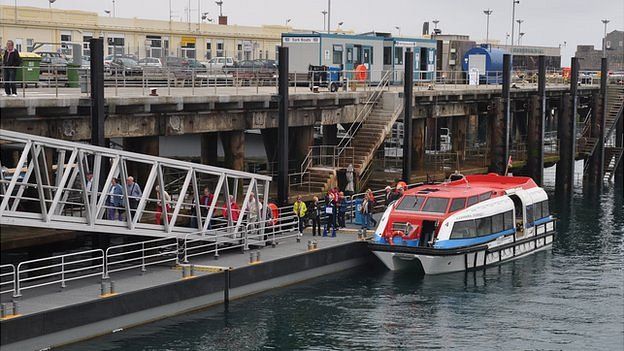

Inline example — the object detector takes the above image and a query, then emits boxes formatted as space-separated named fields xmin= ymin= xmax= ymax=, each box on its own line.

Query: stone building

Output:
xmin=575 ymin=30 xmax=624 ymax=71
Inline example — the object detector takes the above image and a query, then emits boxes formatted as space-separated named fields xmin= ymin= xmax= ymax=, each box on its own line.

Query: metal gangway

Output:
xmin=0 ymin=129 xmax=272 ymax=238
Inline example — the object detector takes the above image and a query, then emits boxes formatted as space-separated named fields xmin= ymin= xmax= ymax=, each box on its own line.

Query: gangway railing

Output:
xmin=104 ymin=237 xmax=179 ymax=278
xmin=14 ymin=249 xmax=104 ymax=297
xmin=0 ymin=129 xmax=272 ymax=239
xmin=0 ymin=264 xmax=16 ymax=295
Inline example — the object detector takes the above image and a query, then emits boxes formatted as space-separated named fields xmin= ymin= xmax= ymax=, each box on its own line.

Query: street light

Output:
xmin=337 ymin=21 xmax=344 ymax=31
xmin=104 ymin=9 xmax=111 ymax=17
xmin=321 ymin=10 xmax=327 ymax=32
xmin=327 ymin=0 xmax=331 ymax=34
xmin=505 ymin=33 xmax=510 ymax=45
xmin=601 ymin=19 xmax=610 ymax=58
xmin=215 ymin=0 xmax=223 ymax=16
xmin=510 ymin=0 xmax=519 ymax=48
xmin=518 ymin=32 xmax=525 ymax=45
xmin=48 ymin=0 xmax=56 ymax=9
xmin=285 ymin=18 xmax=291 ymax=26
xmin=112 ymin=0 xmax=116 ymax=18
xmin=516 ymin=19 xmax=524 ymax=45
xmin=394 ymin=26 xmax=401 ymax=36
xmin=483 ymin=9 xmax=493 ymax=44
xmin=432 ymin=19 xmax=439 ymax=30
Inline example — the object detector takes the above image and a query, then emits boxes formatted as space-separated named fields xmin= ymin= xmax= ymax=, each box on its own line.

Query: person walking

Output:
xmin=2 ymin=40 xmax=22 ymax=97
xmin=155 ymin=185 xmax=171 ymax=225
xmin=221 ymin=195 xmax=240 ymax=222
xmin=106 ymin=177 xmax=124 ymax=221
xmin=366 ymin=189 xmax=378 ymax=228
xmin=384 ymin=186 xmax=392 ymax=208
xmin=337 ymin=191 xmax=346 ymax=228
xmin=199 ymin=187 xmax=214 ymax=229
xmin=126 ymin=176 xmax=143 ymax=218
xmin=293 ymin=195 xmax=307 ymax=236
xmin=310 ymin=196 xmax=322 ymax=237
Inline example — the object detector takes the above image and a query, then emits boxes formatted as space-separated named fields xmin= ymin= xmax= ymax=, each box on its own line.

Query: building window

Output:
xmin=332 ymin=44 xmax=343 ymax=65
xmin=82 ymin=35 xmax=92 ymax=56
xmin=216 ymin=40 xmax=224 ymax=57
xmin=237 ymin=41 xmax=243 ymax=61
xmin=107 ymin=35 xmax=125 ymax=56
xmin=394 ymin=47 xmax=403 ymax=65
xmin=61 ymin=32 xmax=72 ymax=57
xmin=205 ymin=40 xmax=212 ymax=59
xmin=26 ymin=38 xmax=34 ymax=52
xmin=146 ymin=35 xmax=163 ymax=58
xmin=383 ymin=46 xmax=392 ymax=65
xmin=180 ymin=37 xmax=196 ymax=59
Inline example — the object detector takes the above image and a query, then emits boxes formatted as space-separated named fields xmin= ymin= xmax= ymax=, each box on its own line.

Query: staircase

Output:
xmin=603 ymin=146 xmax=623 ymax=181
xmin=605 ymin=84 xmax=624 ymax=140
xmin=297 ymin=71 xmax=404 ymax=193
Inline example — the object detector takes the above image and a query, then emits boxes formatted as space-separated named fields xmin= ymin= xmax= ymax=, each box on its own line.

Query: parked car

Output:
xmin=109 ymin=57 xmax=142 ymax=76
xmin=80 ymin=55 xmax=90 ymax=69
xmin=203 ymin=56 xmax=235 ymax=72
xmin=36 ymin=51 xmax=68 ymax=74
xmin=137 ymin=57 xmax=163 ymax=68
xmin=186 ymin=59 xmax=206 ymax=69
xmin=164 ymin=56 xmax=189 ymax=68
xmin=231 ymin=59 xmax=277 ymax=80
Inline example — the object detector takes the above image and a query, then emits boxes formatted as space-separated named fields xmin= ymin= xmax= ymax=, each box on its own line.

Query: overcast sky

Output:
xmin=5 ymin=0 xmax=623 ymax=62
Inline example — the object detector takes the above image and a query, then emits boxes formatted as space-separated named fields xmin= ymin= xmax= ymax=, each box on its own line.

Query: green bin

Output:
xmin=15 ymin=52 xmax=41 ymax=88
xmin=66 ymin=63 xmax=81 ymax=88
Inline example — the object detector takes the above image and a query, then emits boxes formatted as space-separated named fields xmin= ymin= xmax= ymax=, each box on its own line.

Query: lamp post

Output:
xmin=49 ymin=0 xmax=56 ymax=9
xmin=321 ymin=10 xmax=327 ymax=32
xmin=215 ymin=0 xmax=223 ymax=16
xmin=285 ymin=18 xmax=291 ymax=27
xmin=104 ymin=9 xmax=111 ymax=17
xmin=337 ymin=21 xmax=344 ymax=31
xmin=394 ymin=26 xmax=401 ymax=36
xmin=518 ymin=32 xmax=525 ymax=45
xmin=483 ymin=9 xmax=493 ymax=44
xmin=511 ymin=0 xmax=519 ymax=48
xmin=601 ymin=19 xmax=610 ymax=58
xmin=516 ymin=19 xmax=524 ymax=45
xmin=112 ymin=0 xmax=116 ymax=17
xmin=505 ymin=33 xmax=510 ymax=45
xmin=432 ymin=19 xmax=439 ymax=31
xmin=327 ymin=0 xmax=331 ymax=33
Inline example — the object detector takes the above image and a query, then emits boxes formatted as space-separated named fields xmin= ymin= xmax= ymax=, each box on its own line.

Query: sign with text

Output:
xmin=283 ymin=37 xmax=320 ymax=44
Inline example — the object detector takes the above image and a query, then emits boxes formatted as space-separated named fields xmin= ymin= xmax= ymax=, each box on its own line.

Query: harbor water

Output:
xmin=61 ymin=182 xmax=623 ymax=350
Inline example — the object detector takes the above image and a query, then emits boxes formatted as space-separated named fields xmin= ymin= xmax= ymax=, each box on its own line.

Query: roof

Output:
xmin=404 ymin=174 xmax=537 ymax=199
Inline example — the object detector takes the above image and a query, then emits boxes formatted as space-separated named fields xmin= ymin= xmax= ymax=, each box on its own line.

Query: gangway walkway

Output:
xmin=0 ymin=129 xmax=272 ymax=238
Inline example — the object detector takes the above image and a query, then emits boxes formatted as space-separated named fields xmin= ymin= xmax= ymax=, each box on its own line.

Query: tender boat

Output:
xmin=369 ymin=173 xmax=556 ymax=274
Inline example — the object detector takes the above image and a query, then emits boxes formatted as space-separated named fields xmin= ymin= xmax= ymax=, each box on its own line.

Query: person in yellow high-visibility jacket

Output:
xmin=293 ymin=195 xmax=307 ymax=235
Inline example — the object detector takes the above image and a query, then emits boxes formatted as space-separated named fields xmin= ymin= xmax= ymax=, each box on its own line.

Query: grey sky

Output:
xmin=5 ymin=0 xmax=623 ymax=62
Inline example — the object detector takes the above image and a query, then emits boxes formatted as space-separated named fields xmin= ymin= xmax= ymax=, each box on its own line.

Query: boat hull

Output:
xmin=370 ymin=229 xmax=555 ymax=274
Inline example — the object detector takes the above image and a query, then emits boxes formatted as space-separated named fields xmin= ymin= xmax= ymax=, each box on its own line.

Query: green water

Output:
xmin=61 ymin=183 xmax=624 ymax=351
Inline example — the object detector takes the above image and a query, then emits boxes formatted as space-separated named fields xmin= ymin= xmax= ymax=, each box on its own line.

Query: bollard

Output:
xmin=109 ymin=281 xmax=116 ymax=295
xmin=249 ymin=251 xmax=255 ymax=264
xmin=100 ymin=281 xmax=109 ymax=296
xmin=307 ymin=240 xmax=313 ymax=251
xmin=182 ymin=265 xmax=190 ymax=278
xmin=296 ymin=234 xmax=301 ymax=243
xmin=312 ymin=240 xmax=318 ymax=250
xmin=190 ymin=265 xmax=195 ymax=277
xmin=11 ymin=300 xmax=19 ymax=316
xmin=256 ymin=251 xmax=261 ymax=262
xmin=1 ymin=303 xmax=6 ymax=318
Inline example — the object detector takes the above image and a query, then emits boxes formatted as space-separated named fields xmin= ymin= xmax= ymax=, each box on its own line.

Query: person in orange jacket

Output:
xmin=221 ymin=195 xmax=240 ymax=222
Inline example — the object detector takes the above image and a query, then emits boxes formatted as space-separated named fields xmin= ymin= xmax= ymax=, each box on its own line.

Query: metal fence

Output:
xmin=104 ymin=237 xmax=179 ymax=278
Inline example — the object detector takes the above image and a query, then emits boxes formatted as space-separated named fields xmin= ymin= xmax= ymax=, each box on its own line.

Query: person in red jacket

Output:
xmin=222 ymin=195 xmax=240 ymax=222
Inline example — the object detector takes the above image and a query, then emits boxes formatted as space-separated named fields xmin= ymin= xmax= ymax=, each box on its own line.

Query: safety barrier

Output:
xmin=0 ymin=264 xmax=15 ymax=295
xmin=104 ymin=237 xmax=179 ymax=278
xmin=14 ymin=249 xmax=104 ymax=297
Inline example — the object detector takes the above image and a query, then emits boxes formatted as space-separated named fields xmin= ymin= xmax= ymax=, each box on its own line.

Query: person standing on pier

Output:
xmin=310 ymin=196 xmax=322 ymax=237
xmin=337 ymin=191 xmax=346 ymax=228
xmin=293 ymin=195 xmax=307 ymax=235
xmin=2 ymin=40 xmax=22 ymax=97
xmin=323 ymin=192 xmax=336 ymax=237
xmin=155 ymin=185 xmax=171 ymax=225
xmin=107 ymin=177 xmax=124 ymax=221
xmin=366 ymin=189 xmax=378 ymax=228
xmin=199 ymin=187 xmax=214 ymax=229
xmin=126 ymin=176 xmax=143 ymax=218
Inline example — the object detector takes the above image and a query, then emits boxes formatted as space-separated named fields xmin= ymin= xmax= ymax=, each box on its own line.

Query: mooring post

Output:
xmin=502 ymin=54 xmax=512 ymax=171
xmin=588 ymin=58 xmax=608 ymax=188
xmin=556 ymin=58 xmax=579 ymax=200
xmin=402 ymin=50 xmax=414 ymax=182
xmin=489 ymin=97 xmax=505 ymax=174
xmin=527 ymin=55 xmax=546 ymax=185
xmin=277 ymin=46 xmax=289 ymax=206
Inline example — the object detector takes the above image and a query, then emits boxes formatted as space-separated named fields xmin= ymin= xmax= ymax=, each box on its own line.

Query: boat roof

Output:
xmin=404 ymin=174 xmax=537 ymax=199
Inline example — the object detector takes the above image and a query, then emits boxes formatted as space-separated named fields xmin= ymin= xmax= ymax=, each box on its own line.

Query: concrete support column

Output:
xmin=322 ymin=124 xmax=338 ymax=145
xmin=220 ymin=131 xmax=245 ymax=171
xmin=291 ymin=126 xmax=315 ymax=164
xmin=588 ymin=58 xmax=608 ymax=188
xmin=123 ymin=136 xmax=159 ymax=184
xmin=527 ymin=94 xmax=545 ymax=185
xmin=489 ymin=97 xmax=506 ymax=174
xmin=451 ymin=115 xmax=467 ymax=163
xmin=616 ymin=112 xmax=624 ymax=183
xmin=402 ymin=50 xmax=414 ymax=182
xmin=200 ymin=132 xmax=219 ymax=166
xmin=412 ymin=118 xmax=426 ymax=170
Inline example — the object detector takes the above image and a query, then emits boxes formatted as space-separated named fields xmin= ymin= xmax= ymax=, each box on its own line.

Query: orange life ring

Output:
xmin=382 ymin=230 xmax=407 ymax=245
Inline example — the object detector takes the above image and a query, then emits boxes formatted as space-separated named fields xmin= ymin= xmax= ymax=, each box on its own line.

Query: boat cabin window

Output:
xmin=526 ymin=204 xmax=534 ymax=224
xmin=540 ymin=200 xmax=549 ymax=218
xmin=478 ymin=192 xmax=492 ymax=202
xmin=450 ymin=219 xmax=476 ymax=239
xmin=467 ymin=195 xmax=479 ymax=207
xmin=476 ymin=217 xmax=492 ymax=236
xmin=450 ymin=210 xmax=515 ymax=240
xmin=421 ymin=197 xmax=450 ymax=213
xmin=534 ymin=202 xmax=542 ymax=219
xmin=396 ymin=196 xmax=425 ymax=211
xmin=449 ymin=198 xmax=466 ymax=212
xmin=492 ymin=213 xmax=504 ymax=233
